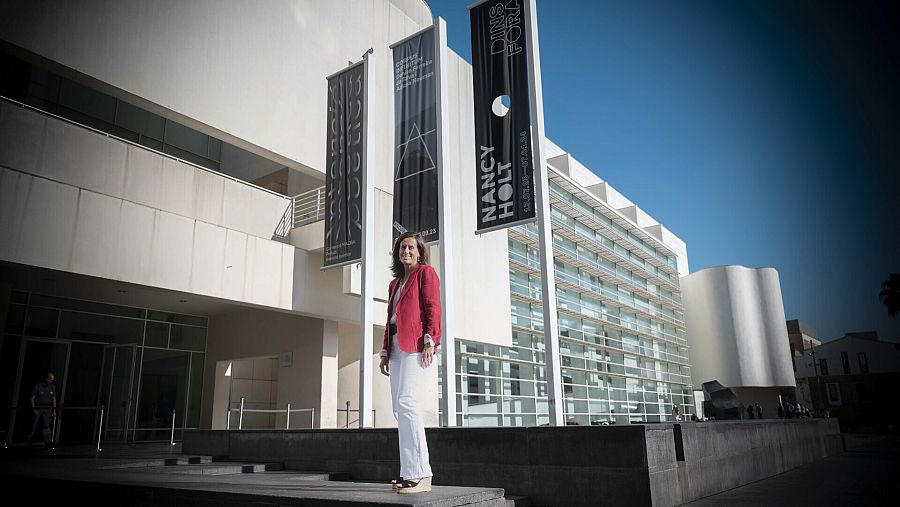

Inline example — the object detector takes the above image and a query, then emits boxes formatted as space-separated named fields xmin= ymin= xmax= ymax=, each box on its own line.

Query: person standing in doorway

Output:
xmin=379 ymin=232 xmax=441 ymax=494
xmin=27 ymin=372 xmax=57 ymax=448
xmin=755 ymin=403 xmax=763 ymax=420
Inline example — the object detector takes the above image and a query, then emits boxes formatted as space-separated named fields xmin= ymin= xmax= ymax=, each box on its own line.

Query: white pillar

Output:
xmin=434 ymin=17 xmax=457 ymax=428
xmin=524 ymin=0 xmax=564 ymax=426
xmin=358 ymin=49 xmax=376 ymax=428
xmin=320 ymin=320 xmax=339 ymax=429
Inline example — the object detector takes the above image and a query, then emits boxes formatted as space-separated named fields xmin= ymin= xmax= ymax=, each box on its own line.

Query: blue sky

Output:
xmin=425 ymin=0 xmax=900 ymax=342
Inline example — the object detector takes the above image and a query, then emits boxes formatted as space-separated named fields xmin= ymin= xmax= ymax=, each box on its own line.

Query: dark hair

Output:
xmin=390 ymin=232 xmax=429 ymax=278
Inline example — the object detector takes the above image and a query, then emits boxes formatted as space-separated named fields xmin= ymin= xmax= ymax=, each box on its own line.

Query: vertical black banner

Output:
xmin=324 ymin=62 xmax=365 ymax=268
xmin=392 ymin=28 xmax=439 ymax=243
xmin=470 ymin=0 xmax=536 ymax=233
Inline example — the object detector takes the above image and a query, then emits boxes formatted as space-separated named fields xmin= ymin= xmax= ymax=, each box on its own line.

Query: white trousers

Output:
xmin=389 ymin=339 xmax=433 ymax=479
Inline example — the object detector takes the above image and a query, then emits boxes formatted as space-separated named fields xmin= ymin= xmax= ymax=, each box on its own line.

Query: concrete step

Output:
xmin=101 ymin=457 xmax=283 ymax=475
xmin=100 ymin=455 xmax=217 ymax=469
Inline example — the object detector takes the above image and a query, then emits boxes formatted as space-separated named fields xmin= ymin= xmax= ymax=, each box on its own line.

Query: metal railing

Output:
xmin=225 ymin=398 xmax=316 ymax=429
xmin=338 ymin=401 xmax=376 ymax=428
xmin=292 ymin=186 xmax=326 ymax=228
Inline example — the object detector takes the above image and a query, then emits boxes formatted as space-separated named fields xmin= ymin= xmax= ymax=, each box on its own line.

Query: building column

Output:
xmin=319 ymin=320 xmax=339 ymax=428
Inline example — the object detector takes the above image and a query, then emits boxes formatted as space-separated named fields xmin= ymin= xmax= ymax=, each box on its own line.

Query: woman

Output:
xmin=379 ymin=232 xmax=441 ymax=494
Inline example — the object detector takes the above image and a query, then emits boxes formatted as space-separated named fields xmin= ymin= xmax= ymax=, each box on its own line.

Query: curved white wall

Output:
xmin=681 ymin=266 xmax=795 ymax=388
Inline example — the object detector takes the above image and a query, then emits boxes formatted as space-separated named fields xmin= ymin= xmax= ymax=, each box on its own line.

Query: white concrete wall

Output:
xmin=681 ymin=265 xmax=796 ymax=389
xmin=0 ymin=0 xmax=433 ymax=177
xmin=793 ymin=336 xmax=900 ymax=378
xmin=0 ymin=165 xmax=300 ymax=309
xmin=0 ymin=101 xmax=290 ymax=240
xmin=335 ymin=321 xmax=410 ymax=428
xmin=203 ymin=308 xmax=336 ymax=428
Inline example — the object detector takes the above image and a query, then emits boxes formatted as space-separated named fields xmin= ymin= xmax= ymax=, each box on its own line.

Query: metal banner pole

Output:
xmin=358 ymin=48 xmax=376 ymax=428
xmin=524 ymin=0 xmax=564 ymax=426
xmin=434 ymin=17 xmax=457 ymax=427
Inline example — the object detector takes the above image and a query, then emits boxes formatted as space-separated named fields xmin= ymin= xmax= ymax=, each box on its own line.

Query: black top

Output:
xmin=31 ymin=381 xmax=56 ymax=406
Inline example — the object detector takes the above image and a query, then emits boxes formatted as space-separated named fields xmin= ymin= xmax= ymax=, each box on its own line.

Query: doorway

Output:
xmin=7 ymin=338 xmax=69 ymax=445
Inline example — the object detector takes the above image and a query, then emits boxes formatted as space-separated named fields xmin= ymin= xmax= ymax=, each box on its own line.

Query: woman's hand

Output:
xmin=379 ymin=356 xmax=390 ymax=376
xmin=422 ymin=344 xmax=434 ymax=367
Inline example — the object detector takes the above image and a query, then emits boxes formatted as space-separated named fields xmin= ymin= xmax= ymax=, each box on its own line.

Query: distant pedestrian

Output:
xmin=777 ymin=403 xmax=785 ymax=419
xmin=27 ymin=372 xmax=56 ymax=448
xmin=746 ymin=404 xmax=754 ymax=420
xmin=671 ymin=404 xmax=681 ymax=421
xmin=755 ymin=403 xmax=762 ymax=420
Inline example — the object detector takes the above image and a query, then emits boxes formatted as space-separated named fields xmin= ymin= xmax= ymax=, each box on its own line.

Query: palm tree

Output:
xmin=881 ymin=273 xmax=900 ymax=319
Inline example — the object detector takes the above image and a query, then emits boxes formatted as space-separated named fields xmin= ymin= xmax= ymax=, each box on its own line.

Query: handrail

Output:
xmin=292 ymin=186 xmax=326 ymax=228
xmin=0 ymin=95 xmax=290 ymax=200
xmin=226 ymin=398 xmax=316 ymax=429
xmin=339 ymin=401 xmax=376 ymax=428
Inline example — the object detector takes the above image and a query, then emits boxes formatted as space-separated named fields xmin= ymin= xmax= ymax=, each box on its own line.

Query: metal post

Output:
xmin=358 ymin=48 xmax=376 ymax=429
xmin=239 ymin=397 xmax=245 ymax=430
xmin=346 ymin=401 xmax=351 ymax=428
xmin=311 ymin=407 xmax=316 ymax=429
xmin=286 ymin=403 xmax=291 ymax=430
xmin=434 ymin=16 xmax=457 ymax=428
xmin=96 ymin=406 xmax=104 ymax=452
xmin=170 ymin=410 xmax=176 ymax=445
xmin=226 ymin=408 xmax=231 ymax=430
xmin=524 ymin=0 xmax=564 ymax=426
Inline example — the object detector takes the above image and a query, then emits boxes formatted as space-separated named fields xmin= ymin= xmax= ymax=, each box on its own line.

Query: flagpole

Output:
xmin=358 ymin=48 xmax=376 ymax=428
xmin=523 ymin=0 xmax=564 ymax=426
xmin=434 ymin=17 xmax=457 ymax=427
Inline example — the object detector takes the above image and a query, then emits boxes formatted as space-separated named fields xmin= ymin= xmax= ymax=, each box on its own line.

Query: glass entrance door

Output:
xmin=98 ymin=344 xmax=136 ymax=442
xmin=9 ymin=338 xmax=69 ymax=445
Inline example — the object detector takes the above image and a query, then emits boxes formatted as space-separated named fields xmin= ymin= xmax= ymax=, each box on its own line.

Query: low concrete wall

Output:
xmin=674 ymin=418 xmax=842 ymax=504
xmin=183 ymin=419 xmax=842 ymax=507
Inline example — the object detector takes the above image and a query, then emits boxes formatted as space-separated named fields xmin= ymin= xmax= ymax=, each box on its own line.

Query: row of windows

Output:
xmin=0 ymin=53 xmax=223 ymax=171
xmin=549 ymin=204 xmax=679 ymax=288
xmin=509 ymin=235 xmax=683 ymax=309
xmin=509 ymin=266 xmax=685 ymax=339
xmin=821 ymin=352 xmax=869 ymax=376
xmin=5 ymin=292 xmax=207 ymax=352
xmin=548 ymin=179 xmax=679 ymax=274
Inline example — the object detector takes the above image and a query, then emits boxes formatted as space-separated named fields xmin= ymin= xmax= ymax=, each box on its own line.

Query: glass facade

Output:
xmin=2 ymin=291 xmax=207 ymax=444
xmin=455 ymin=170 xmax=692 ymax=426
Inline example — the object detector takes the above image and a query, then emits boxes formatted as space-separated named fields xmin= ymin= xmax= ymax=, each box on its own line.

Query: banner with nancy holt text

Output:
xmin=470 ymin=0 xmax=536 ymax=234
xmin=324 ymin=62 xmax=365 ymax=268
xmin=392 ymin=28 xmax=440 ymax=244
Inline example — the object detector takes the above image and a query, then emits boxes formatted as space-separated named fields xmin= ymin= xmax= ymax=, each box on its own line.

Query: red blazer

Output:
xmin=382 ymin=264 xmax=442 ymax=357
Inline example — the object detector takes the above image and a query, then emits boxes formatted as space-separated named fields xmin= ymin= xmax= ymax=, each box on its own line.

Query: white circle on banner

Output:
xmin=499 ymin=183 xmax=514 ymax=201
xmin=492 ymin=95 xmax=511 ymax=117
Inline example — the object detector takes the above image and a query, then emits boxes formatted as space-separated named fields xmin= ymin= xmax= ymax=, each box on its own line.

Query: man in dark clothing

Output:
xmin=27 ymin=372 xmax=57 ymax=448
xmin=746 ymin=404 xmax=754 ymax=419
xmin=755 ymin=403 xmax=763 ymax=420
xmin=777 ymin=403 xmax=785 ymax=419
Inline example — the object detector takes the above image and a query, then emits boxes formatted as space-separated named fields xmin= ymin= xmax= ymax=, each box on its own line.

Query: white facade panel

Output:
xmin=123 ymin=145 xmax=164 ymax=209
xmin=159 ymin=157 xmax=196 ymax=219
xmin=70 ymin=190 xmax=121 ymax=277
xmin=115 ymin=200 xmax=156 ymax=284
xmin=17 ymin=176 xmax=78 ymax=269
xmin=0 ymin=101 xmax=44 ymax=174
xmin=150 ymin=210 xmax=194 ymax=291
xmin=191 ymin=220 xmax=228 ymax=297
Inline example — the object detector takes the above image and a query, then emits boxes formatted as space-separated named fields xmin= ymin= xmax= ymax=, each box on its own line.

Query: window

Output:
xmin=819 ymin=359 xmax=828 ymax=376
xmin=826 ymin=383 xmax=841 ymax=404
xmin=841 ymin=352 xmax=850 ymax=374
xmin=858 ymin=353 xmax=869 ymax=374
